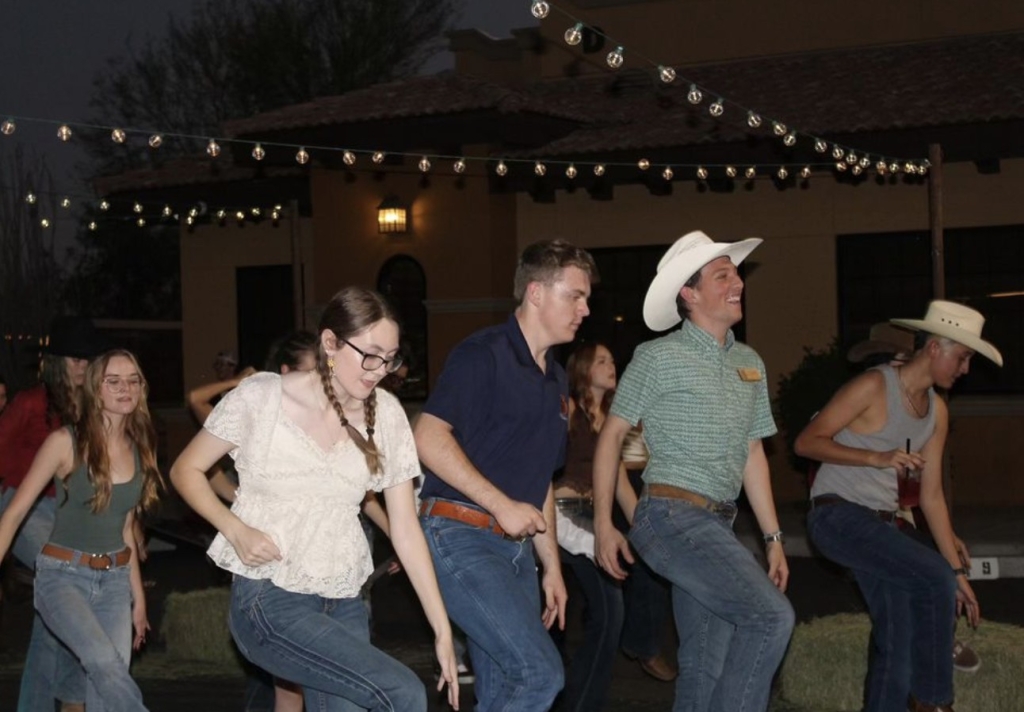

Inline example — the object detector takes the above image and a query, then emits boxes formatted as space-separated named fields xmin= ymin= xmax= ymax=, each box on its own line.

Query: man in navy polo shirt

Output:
xmin=415 ymin=239 xmax=597 ymax=711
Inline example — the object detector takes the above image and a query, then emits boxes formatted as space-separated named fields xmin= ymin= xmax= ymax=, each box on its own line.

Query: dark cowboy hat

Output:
xmin=45 ymin=316 xmax=112 ymax=359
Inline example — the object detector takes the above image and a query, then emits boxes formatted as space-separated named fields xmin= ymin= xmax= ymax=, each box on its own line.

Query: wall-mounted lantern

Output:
xmin=377 ymin=196 xmax=408 ymax=234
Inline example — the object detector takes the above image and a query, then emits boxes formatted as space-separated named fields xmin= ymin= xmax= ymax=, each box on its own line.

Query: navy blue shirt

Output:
xmin=420 ymin=314 xmax=568 ymax=510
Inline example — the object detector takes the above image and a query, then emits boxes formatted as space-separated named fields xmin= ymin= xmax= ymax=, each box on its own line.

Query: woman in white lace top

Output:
xmin=171 ymin=287 xmax=458 ymax=711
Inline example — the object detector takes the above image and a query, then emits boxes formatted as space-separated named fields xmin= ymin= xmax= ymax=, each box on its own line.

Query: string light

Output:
xmin=25 ymin=192 xmax=37 ymax=204
xmin=148 ymin=134 xmax=163 ymax=148
xmin=1 ymin=119 xmax=15 ymax=135
xmin=99 ymin=200 xmax=110 ymax=211
xmin=534 ymin=161 xmax=547 ymax=176
xmin=658 ymin=66 xmax=676 ymax=84
xmin=418 ymin=156 xmax=431 ymax=172
xmin=495 ymin=160 xmax=508 ymax=176
xmin=342 ymin=150 xmax=356 ymax=166
xmin=851 ymin=164 xmax=863 ymax=175
xmin=835 ymin=161 xmax=848 ymax=172
xmin=137 ymin=217 xmax=146 ymax=227
xmin=800 ymin=166 xmax=812 ymax=179
xmin=295 ymin=147 xmax=309 ymax=164
xmin=57 ymin=125 xmax=72 ymax=142
xmin=60 ymin=197 xmax=71 ymax=209
xmin=814 ymin=139 xmax=828 ymax=153
xmin=876 ymin=160 xmax=888 ymax=175
xmin=637 ymin=158 xmax=650 ymax=170
xmin=725 ymin=165 xmax=737 ymax=178
xmin=565 ymin=164 xmax=577 ymax=179
xmin=708 ymin=99 xmax=724 ymax=117
xmin=206 ymin=139 xmax=221 ymax=157
xmin=252 ymin=143 xmax=265 ymax=161
xmin=453 ymin=158 xmax=467 ymax=173
xmin=832 ymin=146 xmax=845 ymax=160
xmin=696 ymin=166 xmax=708 ymax=180
xmin=88 ymin=221 xmax=97 ymax=231
xmin=661 ymin=166 xmax=673 ymax=180
xmin=783 ymin=131 xmax=797 ymax=147
xmin=777 ymin=167 xmax=789 ymax=180
xmin=606 ymin=46 xmax=625 ymax=69
xmin=593 ymin=164 xmax=606 ymax=176
xmin=162 ymin=205 xmax=173 ymax=218
xmin=687 ymin=84 xmax=703 ymax=105
xmin=565 ymin=23 xmax=583 ymax=46
xmin=372 ymin=151 xmax=385 ymax=164
xmin=40 ymin=218 xmax=51 ymax=228
xmin=771 ymin=121 xmax=787 ymax=137
xmin=530 ymin=0 xmax=550 ymax=19
xmin=133 ymin=202 xmax=143 ymax=213
xmin=745 ymin=166 xmax=757 ymax=179
xmin=747 ymin=112 xmax=762 ymax=129
xmin=111 ymin=128 xmax=126 ymax=144
xmin=845 ymin=152 xmax=857 ymax=165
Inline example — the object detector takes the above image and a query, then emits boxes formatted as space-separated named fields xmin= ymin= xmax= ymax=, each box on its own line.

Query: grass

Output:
xmin=778 ymin=613 xmax=1024 ymax=712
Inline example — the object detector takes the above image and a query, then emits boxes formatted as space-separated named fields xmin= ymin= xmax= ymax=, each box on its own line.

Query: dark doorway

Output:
xmin=237 ymin=265 xmax=294 ymax=371
xmin=377 ymin=255 xmax=428 ymax=399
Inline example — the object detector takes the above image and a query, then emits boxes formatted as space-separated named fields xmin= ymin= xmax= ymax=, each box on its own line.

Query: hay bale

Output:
xmin=779 ymin=613 xmax=1024 ymax=712
xmin=160 ymin=587 xmax=238 ymax=666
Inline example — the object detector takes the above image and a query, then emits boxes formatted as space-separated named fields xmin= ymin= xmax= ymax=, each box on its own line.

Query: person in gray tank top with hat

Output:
xmin=796 ymin=300 xmax=1001 ymax=712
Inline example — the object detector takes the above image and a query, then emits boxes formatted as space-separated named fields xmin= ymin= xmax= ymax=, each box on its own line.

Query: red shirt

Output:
xmin=0 ymin=385 xmax=61 ymax=496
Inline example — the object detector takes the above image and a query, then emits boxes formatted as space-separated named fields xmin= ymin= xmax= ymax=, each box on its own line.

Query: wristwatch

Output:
xmin=763 ymin=530 xmax=784 ymax=544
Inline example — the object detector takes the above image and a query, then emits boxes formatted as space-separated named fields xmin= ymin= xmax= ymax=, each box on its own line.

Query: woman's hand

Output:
xmin=434 ymin=633 xmax=460 ymax=710
xmin=132 ymin=599 xmax=150 ymax=650
xmin=226 ymin=522 xmax=282 ymax=566
xmin=955 ymin=575 xmax=981 ymax=629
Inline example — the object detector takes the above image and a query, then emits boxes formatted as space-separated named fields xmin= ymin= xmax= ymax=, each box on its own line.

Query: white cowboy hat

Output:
xmin=847 ymin=322 xmax=916 ymax=363
xmin=890 ymin=300 xmax=1003 ymax=366
xmin=643 ymin=230 xmax=762 ymax=331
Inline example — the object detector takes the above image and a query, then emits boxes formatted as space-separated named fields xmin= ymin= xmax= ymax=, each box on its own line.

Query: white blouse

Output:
xmin=203 ymin=372 xmax=419 ymax=598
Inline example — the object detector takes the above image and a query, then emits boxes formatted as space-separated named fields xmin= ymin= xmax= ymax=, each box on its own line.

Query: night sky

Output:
xmin=0 ymin=0 xmax=534 ymax=217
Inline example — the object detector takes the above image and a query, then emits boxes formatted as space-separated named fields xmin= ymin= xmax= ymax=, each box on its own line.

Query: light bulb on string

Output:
xmin=531 ymin=161 xmax=544 ymax=176
xmin=783 ymin=132 xmax=797 ymax=147
xmin=777 ymin=166 xmax=789 ymax=180
xmin=771 ymin=121 xmax=787 ymax=137
xmin=709 ymin=99 xmax=724 ymax=117
xmin=60 ymin=197 xmax=71 ymax=209
xmin=252 ymin=143 xmax=265 ymax=161
xmin=207 ymin=139 xmax=221 ymax=157
xmin=25 ymin=192 xmax=37 ymax=205
xmin=372 ymin=151 xmax=385 ymax=164
xmin=148 ymin=134 xmax=163 ymax=148
xmin=133 ymin=202 xmax=143 ymax=214
xmin=530 ymin=0 xmax=550 ymax=19
xmin=111 ymin=128 xmax=126 ymax=144
xmin=851 ymin=165 xmax=863 ymax=176
xmin=216 ymin=209 xmax=227 ymax=221
xmin=40 ymin=218 xmax=51 ymax=229
xmin=453 ymin=158 xmax=467 ymax=174
xmin=858 ymin=156 xmax=870 ymax=169
xmin=745 ymin=166 xmax=757 ymax=179
xmin=565 ymin=23 xmax=583 ymax=46
xmin=876 ymin=161 xmax=888 ymax=175
xmin=918 ymin=163 xmax=929 ymax=176
xmin=1 ymin=119 xmax=15 ymax=135
xmin=814 ymin=139 xmax=828 ymax=153
xmin=637 ymin=158 xmax=650 ymax=170
xmin=162 ymin=205 xmax=173 ymax=218
xmin=835 ymin=162 xmax=848 ymax=172
xmin=696 ymin=166 xmax=708 ymax=180
xmin=88 ymin=221 xmax=97 ymax=231
xmin=99 ymin=200 xmax=110 ymax=211
xmin=904 ymin=162 xmax=916 ymax=174
xmin=799 ymin=166 xmax=812 ymax=179
xmin=137 ymin=217 xmax=146 ymax=228
xmin=725 ymin=165 xmax=737 ymax=178
xmin=186 ymin=215 xmax=194 ymax=226
xmin=295 ymin=147 xmax=309 ymax=165
xmin=57 ymin=125 xmax=72 ymax=142
xmin=832 ymin=145 xmax=844 ymax=160
xmin=845 ymin=152 xmax=857 ymax=165
xmin=235 ymin=211 xmax=245 ymax=223
xmin=188 ymin=207 xmax=199 ymax=218
xmin=658 ymin=65 xmax=676 ymax=84
xmin=342 ymin=150 xmax=356 ymax=166
xmin=251 ymin=207 xmax=262 ymax=217
xmin=593 ymin=164 xmax=606 ymax=176
xmin=687 ymin=84 xmax=703 ymax=105
xmin=495 ymin=160 xmax=508 ymax=176
xmin=888 ymin=162 xmax=899 ymax=174
xmin=747 ymin=111 xmax=762 ymax=128
xmin=418 ymin=156 xmax=432 ymax=173
xmin=565 ymin=164 xmax=577 ymax=179
xmin=662 ymin=166 xmax=674 ymax=180
xmin=606 ymin=46 xmax=625 ymax=69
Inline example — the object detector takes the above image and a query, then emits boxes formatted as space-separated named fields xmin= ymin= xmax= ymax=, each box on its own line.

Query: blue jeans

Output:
xmin=807 ymin=500 xmax=956 ymax=711
xmin=421 ymin=504 xmax=564 ymax=712
xmin=620 ymin=550 xmax=673 ymax=660
xmin=556 ymin=548 xmax=623 ymax=712
xmin=0 ymin=488 xmax=86 ymax=710
xmin=33 ymin=551 xmax=145 ymax=712
xmin=629 ymin=494 xmax=795 ymax=712
xmin=229 ymin=575 xmax=425 ymax=711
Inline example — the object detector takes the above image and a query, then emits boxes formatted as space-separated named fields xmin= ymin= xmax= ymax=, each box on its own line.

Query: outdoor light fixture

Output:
xmin=377 ymin=196 xmax=408 ymax=234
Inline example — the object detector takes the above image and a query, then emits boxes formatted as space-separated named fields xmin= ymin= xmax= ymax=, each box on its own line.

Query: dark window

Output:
xmin=837 ymin=224 xmax=1024 ymax=393
xmin=236 ymin=265 xmax=295 ymax=372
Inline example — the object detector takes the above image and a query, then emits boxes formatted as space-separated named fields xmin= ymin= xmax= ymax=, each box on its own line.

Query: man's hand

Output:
xmin=493 ymin=500 xmax=546 ymax=539
xmin=540 ymin=568 xmax=568 ymax=630
xmin=595 ymin=523 xmax=634 ymax=580
xmin=766 ymin=541 xmax=789 ymax=592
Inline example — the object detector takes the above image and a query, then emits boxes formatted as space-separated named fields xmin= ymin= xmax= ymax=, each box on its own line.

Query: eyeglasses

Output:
xmin=102 ymin=376 xmax=143 ymax=392
xmin=342 ymin=340 xmax=403 ymax=374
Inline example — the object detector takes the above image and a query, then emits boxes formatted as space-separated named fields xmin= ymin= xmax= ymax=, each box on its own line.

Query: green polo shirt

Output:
xmin=611 ymin=319 xmax=777 ymax=502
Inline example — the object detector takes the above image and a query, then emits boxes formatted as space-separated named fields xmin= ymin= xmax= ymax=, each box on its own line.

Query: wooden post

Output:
xmin=928 ymin=144 xmax=945 ymax=299
xmin=289 ymin=199 xmax=305 ymax=330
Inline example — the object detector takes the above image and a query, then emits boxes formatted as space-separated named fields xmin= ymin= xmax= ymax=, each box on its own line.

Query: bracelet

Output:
xmin=952 ymin=566 xmax=969 ymax=577
xmin=763 ymin=530 xmax=784 ymax=544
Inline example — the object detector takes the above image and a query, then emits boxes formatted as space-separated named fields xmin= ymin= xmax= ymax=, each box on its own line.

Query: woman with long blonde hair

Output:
xmin=0 ymin=349 xmax=162 ymax=710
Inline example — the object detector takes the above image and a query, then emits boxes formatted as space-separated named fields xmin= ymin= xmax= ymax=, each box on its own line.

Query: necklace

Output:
xmin=897 ymin=367 xmax=926 ymax=418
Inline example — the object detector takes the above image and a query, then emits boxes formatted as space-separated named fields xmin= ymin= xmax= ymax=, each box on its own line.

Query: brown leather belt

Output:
xmin=420 ymin=499 xmax=514 ymax=539
xmin=811 ymin=494 xmax=898 ymax=523
xmin=41 ymin=543 xmax=132 ymax=570
xmin=646 ymin=483 xmax=737 ymax=517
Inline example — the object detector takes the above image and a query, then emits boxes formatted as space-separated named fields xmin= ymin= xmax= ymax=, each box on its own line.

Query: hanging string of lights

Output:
xmin=527 ymin=0 xmax=930 ymax=178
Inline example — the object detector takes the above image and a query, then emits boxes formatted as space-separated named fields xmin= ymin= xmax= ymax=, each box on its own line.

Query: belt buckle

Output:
xmin=89 ymin=553 xmax=113 ymax=571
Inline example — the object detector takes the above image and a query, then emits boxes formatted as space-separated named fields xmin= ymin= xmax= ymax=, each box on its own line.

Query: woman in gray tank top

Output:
xmin=0 ymin=349 xmax=163 ymax=711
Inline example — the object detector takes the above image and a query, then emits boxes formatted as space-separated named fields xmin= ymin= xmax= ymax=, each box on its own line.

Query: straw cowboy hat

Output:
xmin=847 ymin=322 xmax=917 ymax=363
xmin=890 ymin=300 xmax=1003 ymax=366
xmin=643 ymin=230 xmax=762 ymax=331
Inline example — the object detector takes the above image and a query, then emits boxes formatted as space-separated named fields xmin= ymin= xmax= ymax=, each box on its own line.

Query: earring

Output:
xmin=327 ymin=357 xmax=335 ymax=373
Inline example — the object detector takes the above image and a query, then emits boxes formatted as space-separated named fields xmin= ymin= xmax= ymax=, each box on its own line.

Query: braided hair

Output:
xmin=315 ymin=287 xmax=398 ymax=475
